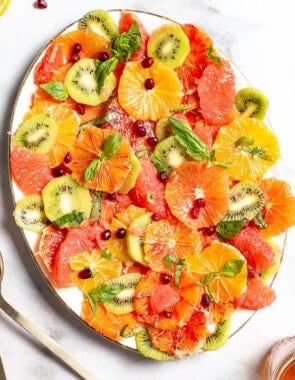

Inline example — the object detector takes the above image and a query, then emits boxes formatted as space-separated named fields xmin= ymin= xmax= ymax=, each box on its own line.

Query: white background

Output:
xmin=1 ymin=1 xmax=295 ymax=379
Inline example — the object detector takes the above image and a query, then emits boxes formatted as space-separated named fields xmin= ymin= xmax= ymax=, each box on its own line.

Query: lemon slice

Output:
xmin=0 ymin=0 xmax=11 ymax=16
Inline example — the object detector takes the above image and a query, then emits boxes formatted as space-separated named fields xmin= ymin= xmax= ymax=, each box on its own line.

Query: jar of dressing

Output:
xmin=264 ymin=337 xmax=295 ymax=379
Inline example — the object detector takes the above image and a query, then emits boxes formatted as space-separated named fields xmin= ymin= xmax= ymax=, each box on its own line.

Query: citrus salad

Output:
xmin=10 ymin=9 xmax=295 ymax=360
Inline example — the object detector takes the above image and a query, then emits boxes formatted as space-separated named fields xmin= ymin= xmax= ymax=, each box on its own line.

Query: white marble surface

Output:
xmin=1 ymin=0 xmax=295 ymax=379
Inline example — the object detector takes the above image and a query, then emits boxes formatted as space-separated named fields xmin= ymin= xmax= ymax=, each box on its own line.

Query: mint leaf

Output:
xmin=174 ymin=259 xmax=185 ymax=287
xmin=216 ymin=220 xmax=244 ymax=240
xmin=40 ymin=81 xmax=68 ymax=101
xmin=95 ymin=56 xmax=118 ymax=94
xmin=206 ymin=45 xmax=223 ymax=65
xmin=220 ymin=259 xmax=245 ymax=278
xmin=84 ymin=158 xmax=101 ymax=182
xmin=168 ymin=117 xmax=210 ymax=161
xmin=102 ymin=249 xmax=112 ymax=260
xmin=101 ymin=133 xmax=122 ymax=161
xmin=79 ymin=112 xmax=118 ymax=131
xmin=235 ymin=136 xmax=273 ymax=162
xmin=88 ymin=284 xmax=124 ymax=304
xmin=235 ymin=136 xmax=254 ymax=148
xmin=112 ymin=22 xmax=141 ymax=61
xmin=253 ymin=211 xmax=267 ymax=228
xmin=201 ymin=272 xmax=218 ymax=300
xmin=163 ymin=254 xmax=178 ymax=269
xmin=54 ymin=211 xmax=86 ymax=227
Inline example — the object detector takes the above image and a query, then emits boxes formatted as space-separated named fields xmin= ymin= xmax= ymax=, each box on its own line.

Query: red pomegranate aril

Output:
xmin=141 ymin=57 xmax=154 ymax=68
xmin=152 ymin=213 xmax=162 ymax=221
xmin=204 ymin=226 xmax=215 ymax=236
xmin=71 ymin=54 xmax=80 ymax=63
xmin=194 ymin=198 xmax=206 ymax=208
xmin=160 ymin=273 xmax=172 ymax=284
xmin=158 ymin=172 xmax=168 ymax=183
xmin=101 ymin=229 xmax=112 ymax=240
xmin=146 ymin=136 xmax=158 ymax=147
xmin=201 ymin=293 xmax=211 ymax=307
xmin=63 ymin=152 xmax=73 ymax=164
xmin=97 ymin=51 xmax=109 ymax=61
xmin=248 ymin=267 xmax=257 ymax=278
xmin=163 ymin=310 xmax=173 ymax=318
xmin=75 ymin=103 xmax=86 ymax=115
xmin=78 ymin=268 xmax=92 ymax=279
xmin=52 ymin=164 xmax=72 ymax=177
xmin=36 ymin=0 xmax=47 ymax=9
xmin=144 ymin=78 xmax=155 ymax=90
xmin=134 ymin=120 xmax=146 ymax=137
xmin=106 ymin=192 xmax=117 ymax=201
xmin=191 ymin=206 xmax=200 ymax=219
xmin=72 ymin=43 xmax=81 ymax=55
xmin=116 ymin=228 xmax=126 ymax=239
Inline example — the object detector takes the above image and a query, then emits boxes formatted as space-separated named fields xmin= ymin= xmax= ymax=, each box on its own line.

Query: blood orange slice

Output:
xmin=165 ymin=161 xmax=230 ymax=229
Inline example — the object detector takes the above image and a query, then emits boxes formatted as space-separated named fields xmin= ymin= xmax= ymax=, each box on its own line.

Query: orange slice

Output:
xmin=23 ymin=100 xmax=75 ymax=124
xmin=118 ymin=60 xmax=183 ymax=120
xmin=213 ymin=117 xmax=280 ymax=181
xmin=143 ymin=220 xmax=202 ymax=273
xmin=165 ymin=161 xmax=229 ymax=229
xmin=0 ymin=0 xmax=11 ymax=16
xmin=69 ymin=126 xmax=131 ymax=193
xmin=187 ymin=241 xmax=247 ymax=303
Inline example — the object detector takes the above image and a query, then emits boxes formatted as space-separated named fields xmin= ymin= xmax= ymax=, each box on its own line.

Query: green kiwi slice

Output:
xmin=126 ymin=212 xmax=153 ymax=265
xmin=224 ymin=180 xmax=265 ymax=222
xmin=42 ymin=175 xmax=92 ymax=227
xmin=135 ymin=328 xmax=176 ymax=361
xmin=14 ymin=114 xmax=58 ymax=154
xmin=119 ymin=153 xmax=142 ymax=194
xmin=203 ymin=318 xmax=231 ymax=351
xmin=155 ymin=117 xmax=174 ymax=141
xmin=78 ymin=9 xmax=118 ymax=43
xmin=103 ymin=273 xmax=142 ymax=315
xmin=147 ymin=23 xmax=190 ymax=69
xmin=235 ymin=87 xmax=269 ymax=120
xmin=13 ymin=195 xmax=48 ymax=233
xmin=153 ymin=136 xmax=189 ymax=174
xmin=64 ymin=58 xmax=117 ymax=106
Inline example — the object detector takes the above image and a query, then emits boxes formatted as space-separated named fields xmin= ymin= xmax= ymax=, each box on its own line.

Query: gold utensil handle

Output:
xmin=0 ymin=296 xmax=98 ymax=380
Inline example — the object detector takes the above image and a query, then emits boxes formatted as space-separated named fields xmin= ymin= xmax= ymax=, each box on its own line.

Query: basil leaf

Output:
xmin=216 ymin=220 xmax=244 ymax=240
xmin=54 ymin=211 xmax=86 ymax=227
xmin=220 ymin=259 xmax=245 ymax=278
xmin=168 ymin=117 xmax=210 ymax=161
xmin=84 ymin=158 xmax=101 ymax=182
xmin=95 ymin=56 xmax=118 ymax=94
xmin=206 ymin=45 xmax=223 ymax=65
xmin=79 ymin=112 xmax=117 ymax=131
xmin=40 ymin=81 xmax=68 ymax=101
xmin=88 ymin=284 xmax=124 ymax=304
xmin=101 ymin=133 xmax=122 ymax=161
xmin=174 ymin=259 xmax=185 ymax=287
xmin=253 ymin=211 xmax=267 ymax=229
xmin=101 ymin=249 xmax=112 ymax=260
xmin=90 ymin=190 xmax=102 ymax=221
xmin=112 ymin=22 xmax=141 ymax=62
xmin=201 ymin=272 xmax=218 ymax=300
xmin=163 ymin=254 xmax=178 ymax=269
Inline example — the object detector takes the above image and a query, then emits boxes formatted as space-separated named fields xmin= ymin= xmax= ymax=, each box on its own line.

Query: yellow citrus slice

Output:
xmin=0 ymin=0 xmax=11 ymax=16
xmin=187 ymin=241 xmax=247 ymax=303
xmin=118 ymin=60 xmax=183 ymax=120
xmin=69 ymin=249 xmax=122 ymax=293
xmin=213 ymin=117 xmax=280 ymax=181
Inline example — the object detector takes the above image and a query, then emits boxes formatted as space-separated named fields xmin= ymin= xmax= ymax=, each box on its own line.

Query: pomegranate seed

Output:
xmin=152 ymin=213 xmax=162 ymax=221
xmin=75 ymin=103 xmax=86 ymax=115
xmin=163 ymin=310 xmax=173 ymax=318
xmin=146 ymin=136 xmax=158 ymax=147
xmin=63 ymin=152 xmax=73 ymax=164
xmin=72 ymin=43 xmax=81 ymax=55
xmin=106 ymin=193 xmax=117 ymax=201
xmin=158 ymin=172 xmax=168 ymax=183
xmin=133 ymin=120 xmax=146 ymax=137
xmin=101 ymin=229 xmax=112 ymax=241
xmin=78 ymin=268 xmax=92 ymax=279
xmin=141 ymin=57 xmax=154 ymax=68
xmin=160 ymin=273 xmax=171 ymax=284
xmin=51 ymin=164 xmax=71 ymax=177
xmin=190 ymin=206 xmax=200 ymax=219
xmin=116 ymin=228 xmax=126 ymax=239
xmin=248 ymin=267 xmax=257 ymax=278
xmin=71 ymin=54 xmax=80 ymax=63
xmin=194 ymin=198 xmax=206 ymax=208
xmin=144 ymin=78 xmax=155 ymax=90
xmin=97 ymin=51 xmax=109 ymax=61
xmin=201 ymin=293 xmax=211 ymax=307
xmin=204 ymin=226 xmax=215 ymax=236
xmin=36 ymin=0 xmax=47 ymax=9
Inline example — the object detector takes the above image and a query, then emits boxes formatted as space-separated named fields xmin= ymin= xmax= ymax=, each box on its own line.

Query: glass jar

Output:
xmin=264 ymin=337 xmax=295 ymax=380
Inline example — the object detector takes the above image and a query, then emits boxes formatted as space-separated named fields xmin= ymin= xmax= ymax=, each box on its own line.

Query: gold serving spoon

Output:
xmin=0 ymin=251 xmax=98 ymax=380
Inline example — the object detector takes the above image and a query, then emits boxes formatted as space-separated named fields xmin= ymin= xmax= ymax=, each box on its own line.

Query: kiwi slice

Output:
xmin=103 ymin=273 xmax=142 ymax=315
xmin=126 ymin=212 xmax=153 ymax=265
xmin=203 ymin=318 xmax=231 ymax=351
xmin=64 ymin=58 xmax=117 ymax=106
xmin=14 ymin=114 xmax=58 ymax=154
xmin=235 ymin=87 xmax=269 ymax=120
xmin=42 ymin=175 xmax=92 ymax=227
xmin=224 ymin=180 xmax=264 ymax=222
xmin=147 ymin=23 xmax=190 ymax=69
xmin=78 ymin=9 xmax=118 ymax=43
xmin=119 ymin=153 xmax=142 ymax=194
xmin=135 ymin=328 xmax=176 ymax=361
xmin=13 ymin=195 xmax=48 ymax=233
xmin=260 ymin=239 xmax=281 ymax=281
xmin=155 ymin=117 xmax=174 ymax=141
xmin=153 ymin=136 xmax=188 ymax=174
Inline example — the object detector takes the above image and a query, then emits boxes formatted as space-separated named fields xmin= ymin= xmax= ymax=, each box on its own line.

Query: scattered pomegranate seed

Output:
xmin=247 ymin=267 xmax=257 ymax=278
xmin=133 ymin=120 xmax=146 ymax=137
xmin=204 ymin=226 xmax=215 ymax=236
xmin=194 ymin=198 xmax=206 ymax=208
xmin=72 ymin=43 xmax=81 ymax=55
xmin=190 ymin=206 xmax=200 ymax=219
xmin=97 ymin=51 xmax=109 ymax=61
xmin=201 ymin=293 xmax=211 ymax=307
xmin=106 ymin=192 xmax=117 ymax=201
xmin=75 ymin=103 xmax=86 ymax=115
xmin=63 ymin=152 xmax=73 ymax=164
xmin=144 ymin=78 xmax=155 ymax=90
xmin=116 ymin=228 xmax=126 ymax=239
xmin=78 ymin=268 xmax=92 ymax=279
xmin=162 ymin=310 xmax=173 ymax=318
xmin=158 ymin=172 xmax=168 ymax=183
xmin=146 ymin=136 xmax=158 ymax=147
xmin=101 ymin=229 xmax=112 ymax=240
xmin=35 ymin=0 xmax=47 ymax=9
xmin=141 ymin=57 xmax=154 ymax=68
xmin=152 ymin=213 xmax=162 ymax=221
xmin=160 ymin=273 xmax=172 ymax=284
xmin=51 ymin=164 xmax=72 ymax=177
xmin=71 ymin=54 xmax=80 ymax=63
